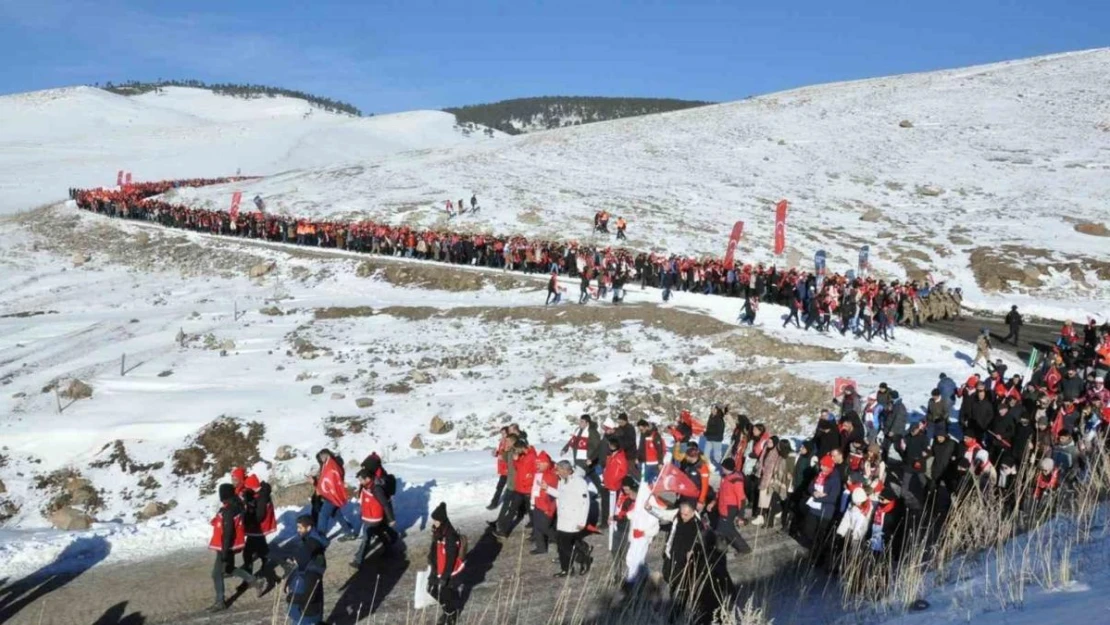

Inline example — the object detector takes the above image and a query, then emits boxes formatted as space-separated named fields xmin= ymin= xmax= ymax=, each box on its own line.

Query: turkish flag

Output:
xmin=774 ymin=200 xmax=788 ymax=255
xmin=833 ymin=377 xmax=857 ymax=399
xmin=651 ymin=464 xmax=700 ymax=500
xmin=124 ymin=172 xmax=132 ymax=186
xmin=315 ymin=456 xmax=348 ymax=508
xmin=723 ymin=221 xmax=744 ymax=270
xmin=116 ymin=170 xmax=124 ymax=187
xmin=229 ymin=191 xmax=243 ymax=221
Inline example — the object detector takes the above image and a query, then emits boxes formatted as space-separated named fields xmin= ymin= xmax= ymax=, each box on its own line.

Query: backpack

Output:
xmin=382 ymin=472 xmax=397 ymax=498
xmin=457 ymin=533 xmax=469 ymax=560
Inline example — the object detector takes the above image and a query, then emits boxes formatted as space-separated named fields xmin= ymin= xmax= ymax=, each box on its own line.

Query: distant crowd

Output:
xmin=73 ymin=178 xmax=966 ymax=340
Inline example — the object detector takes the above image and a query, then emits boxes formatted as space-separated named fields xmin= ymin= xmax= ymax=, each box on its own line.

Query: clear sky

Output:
xmin=1 ymin=0 xmax=1106 ymax=114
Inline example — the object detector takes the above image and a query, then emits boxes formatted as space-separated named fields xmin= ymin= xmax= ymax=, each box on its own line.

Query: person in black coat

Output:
xmin=209 ymin=484 xmax=261 ymax=612
xmin=614 ymin=413 xmax=638 ymax=458
xmin=928 ymin=429 xmax=960 ymax=495
xmin=960 ymin=385 xmax=995 ymax=439
xmin=987 ymin=404 xmax=1017 ymax=464
xmin=703 ymin=406 xmax=727 ymax=467
xmin=813 ymin=419 xmax=841 ymax=458
xmin=427 ymin=503 xmax=464 ymax=624
xmin=1002 ymin=305 xmax=1023 ymax=345
xmin=284 ymin=515 xmax=329 ymax=625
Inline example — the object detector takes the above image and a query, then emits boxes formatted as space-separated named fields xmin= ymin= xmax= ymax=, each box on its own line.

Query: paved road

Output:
xmin=925 ymin=314 xmax=1063 ymax=365
xmin=0 ymin=518 xmax=805 ymax=625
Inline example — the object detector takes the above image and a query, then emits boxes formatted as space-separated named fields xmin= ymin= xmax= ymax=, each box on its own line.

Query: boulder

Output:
xmin=355 ymin=397 xmax=374 ymax=409
xmin=272 ymin=481 xmax=314 ymax=508
xmin=50 ymin=507 xmax=93 ymax=531
xmin=60 ymin=379 xmax=93 ymax=400
xmin=410 ymin=435 xmax=425 ymax=450
xmin=249 ymin=261 xmax=277 ymax=278
xmin=651 ymin=363 xmax=678 ymax=385
xmin=157 ymin=370 xmax=173 ymax=377
xmin=429 ymin=416 xmax=454 ymax=435
xmin=71 ymin=252 xmax=91 ymax=267
xmin=137 ymin=501 xmax=172 ymax=521
xmin=274 ymin=445 xmax=297 ymax=461
xmin=310 ymin=385 xmax=325 ymax=395
xmin=898 ymin=119 xmax=914 ymax=128
xmin=0 ymin=478 xmax=5 ymax=494
xmin=330 ymin=392 xmax=346 ymax=400
xmin=410 ymin=370 xmax=432 ymax=384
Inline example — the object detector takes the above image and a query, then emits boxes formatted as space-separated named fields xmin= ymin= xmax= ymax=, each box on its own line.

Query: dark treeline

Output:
xmin=97 ymin=79 xmax=363 ymax=117
xmin=445 ymin=96 xmax=713 ymax=135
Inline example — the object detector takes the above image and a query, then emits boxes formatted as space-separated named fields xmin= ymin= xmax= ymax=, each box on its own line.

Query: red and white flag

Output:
xmin=116 ymin=170 xmax=124 ymax=186
xmin=723 ymin=221 xmax=744 ymax=270
xmin=315 ymin=456 xmax=348 ymax=508
xmin=124 ymin=172 xmax=132 ymax=186
xmin=651 ymin=464 xmax=700 ymax=499
xmin=229 ymin=191 xmax=243 ymax=220
xmin=773 ymin=200 xmax=788 ymax=255
xmin=833 ymin=377 xmax=857 ymax=399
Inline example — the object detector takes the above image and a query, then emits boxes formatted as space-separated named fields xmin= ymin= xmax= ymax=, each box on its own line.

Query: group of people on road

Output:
xmin=73 ymin=179 xmax=965 ymax=336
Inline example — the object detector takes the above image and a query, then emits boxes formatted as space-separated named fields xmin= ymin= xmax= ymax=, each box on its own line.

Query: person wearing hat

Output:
xmin=960 ymin=383 xmax=994 ymax=441
xmin=715 ymin=458 xmax=749 ymax=553
xmin=207 ymin=483 xmax=263 ymax=612
xmin=427 ymin=503 xmax=465 ymax=624
xmin=1033 ymin=457 xmax=1059 ymax=502
xmin=928 ymin=427 xmax=959 ymax=497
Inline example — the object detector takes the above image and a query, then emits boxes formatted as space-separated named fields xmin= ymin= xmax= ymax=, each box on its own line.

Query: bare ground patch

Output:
xmin=969 ymin=246 xmax=1110 ymax=291
xmin=856 ymin=350 xmax=915 ymax=365
xmin=713 ymin=330 xmax=839 ymax=362
xmin=172 ymin=418 xmax=266 ymax=495
xmin=1074 ymin=222 xmax=1110 ymax=237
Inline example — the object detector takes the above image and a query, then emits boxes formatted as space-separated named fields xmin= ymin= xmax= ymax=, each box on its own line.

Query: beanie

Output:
xmin=851 ymin=488 xmax=867 ymax=506
xmin=431 ymin=502 xmax=448 ymax=523
xmin=720 ymin=457 xmax=736 ymax=472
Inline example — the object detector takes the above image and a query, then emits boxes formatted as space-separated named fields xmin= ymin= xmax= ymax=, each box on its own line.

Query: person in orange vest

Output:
xmin=207 ymin=483 xmax=263 ymax=612
xmin=610 ymin=476 xmax=638 ymax=556
xmin=487 ymin=427 xmax=512 ymax=510
xmin=427 ymin=503 xmax=466 ymax=625
xmin=679 ymin=444 xmax=711 ymax=511
xmin=350 ymin=467 xmax=398 ymax=569
xmin=238 ymin=471 xmax=277 ymax=585
xmin=1033 ymin=457 xmax=1060 ymax=502
xmin=615 ymin=217 xmax=627 ymax=240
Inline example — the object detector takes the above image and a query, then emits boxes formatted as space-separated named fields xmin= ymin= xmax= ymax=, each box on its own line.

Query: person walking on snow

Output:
xmin=208 ymin=484 xmax=263 ymax=612
xmin=973 ymin=329 xmax=993 ymax=369
xmin=546 ymin=271 xmax=560 ymax=305
xmin=549 ymin=461 xmax=593 ymax=577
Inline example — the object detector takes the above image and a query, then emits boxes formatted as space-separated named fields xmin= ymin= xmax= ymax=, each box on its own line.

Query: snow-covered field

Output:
xmin=0 ymin=48 xmax=1107 ymax=625
xmin=0 ymin=86 xmax=502 ymax=215
xmin=174 ymin=48 xmax=1110 ymax=320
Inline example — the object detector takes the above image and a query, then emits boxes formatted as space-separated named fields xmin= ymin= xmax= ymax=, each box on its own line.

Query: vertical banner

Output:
xmin=229 ymin=191 xmax=243 ymax=220
xmin=773 ymin=200 xmax=788 ymax=256
xmin=815 ymin=249 xmax=827 ymax=287
xmin=858 ymin=245 xmax=870 ymax=276
xmin=723 ymin=221 xmax=745 ymax=270
xmin=124 ymin=172 xmax=132 ymax=186
xmin=116 ymin=170 xmax=124 ymax=187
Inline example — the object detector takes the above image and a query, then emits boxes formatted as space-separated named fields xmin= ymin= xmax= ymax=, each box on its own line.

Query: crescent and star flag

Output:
xmin=315 ymin=456 xmax=348 ymax=508
xmin=723 ymin=221 xmax=744 ymax=270
xmin=774 ymin=200 xmax=788 ymax=255
xmin=651 ymin=464 xmax=700 ymax=500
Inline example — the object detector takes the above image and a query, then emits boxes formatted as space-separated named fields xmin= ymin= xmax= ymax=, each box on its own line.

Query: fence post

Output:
xmin=234 ymin=300 xmax=238 ymax=321
xmin=121 ymin=353 xmax=126 ymax=376
xmin=54 ymin=385 xmax=62 ymax=414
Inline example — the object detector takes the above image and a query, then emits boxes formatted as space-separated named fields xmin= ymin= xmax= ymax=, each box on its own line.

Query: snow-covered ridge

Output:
xmin=0 ymin=86 xmax=505 ymax=215
xmin=179 ymin=48 xmax=1110 ymax=317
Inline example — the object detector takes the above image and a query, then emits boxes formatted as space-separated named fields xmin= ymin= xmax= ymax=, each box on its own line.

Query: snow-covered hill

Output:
xmin=0 ymin=86 xmax=503 ymax=214
xmin=182 ymin=48 xmax=1110 ymax=317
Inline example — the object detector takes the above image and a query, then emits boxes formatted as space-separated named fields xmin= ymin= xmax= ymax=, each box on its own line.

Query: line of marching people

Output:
xmin=72 ymin=179 xmax=962 ymax=335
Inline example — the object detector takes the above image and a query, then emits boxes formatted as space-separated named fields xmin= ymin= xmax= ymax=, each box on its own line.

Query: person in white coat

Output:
xmin=620 ymin=485 xmax=676 ymax=589
xmin=836 ymin=488 xmax=872 ymax=545
xmin=549 ymin=461 xmax=592 ymax=577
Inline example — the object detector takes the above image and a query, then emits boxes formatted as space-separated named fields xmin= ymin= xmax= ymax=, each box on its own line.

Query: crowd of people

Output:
xmin=72 ymin=179 xmax=965 ymax=338
xmin=203 ymin=314 xmax=1110 ymax=623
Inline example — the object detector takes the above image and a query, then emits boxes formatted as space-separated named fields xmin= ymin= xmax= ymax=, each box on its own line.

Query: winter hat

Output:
xmin=244 ymin=474 xmax=261 ymax=491
xmin=720 ymin=458 xmax=736 ymax=472
xmin=602 ymin=417 xmax=617 ymax=430
xmin=851 ymin=488 xmax=868 ymax=506
xmin=1040 ymin=457 xmax=1055 ymax=472
xmin=231 ymin=467 xmax=246 ymax=483
xmin=218 ymin=483 xmax=236 ymax=503
xmin=819 ymin=455 xmax=835 ymax=471
xmin=431 ymin=502 xmax=448 ymax=523
xmin=621 ymin=476 xmax=640 ymax=491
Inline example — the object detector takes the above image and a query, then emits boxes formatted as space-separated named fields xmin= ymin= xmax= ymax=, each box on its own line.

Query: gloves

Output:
xmin=426 ymin=575 xmax=440 ymax=597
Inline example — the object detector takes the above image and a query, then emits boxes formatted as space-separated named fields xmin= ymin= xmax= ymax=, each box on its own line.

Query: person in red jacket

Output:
xmin=427 ymin=503 xmax=466 ymax=625
xmin=636 ymin=419 xmax=666 ymax=484
xmin=350 ymin=467 xmax=398 ymax=569
xmin=679 ymin=444 xmax=711 ymax=511
xmin=610 ymin=476 xmax=638 ymax=556
xmin=208 ymin=483 xmax=262 ymax=612
xmin=715 ymin=458 xmax=750 ymax=555
xmin=487 ymin=427 xmax=512 ymax=510
xmin=530 ymin=452 xmax=559 ymax=554
xmin=495 ymin=441 xmax=536 ymax=538
xmin=602 ymin=437 xmax=630 ymax=527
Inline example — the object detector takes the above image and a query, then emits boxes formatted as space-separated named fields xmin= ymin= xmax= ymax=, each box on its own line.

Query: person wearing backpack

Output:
xmin=351 ymin=465 xmax=400 ymax=569
xmin=427 ymin=503 xmax=466 ymax=625
xmin=208 ymin=483 xmax=263 ymax=612
xmin=284 ymin=515 xmax=329 ymax=625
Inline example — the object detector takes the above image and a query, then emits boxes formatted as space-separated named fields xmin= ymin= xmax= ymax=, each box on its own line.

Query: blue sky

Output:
xmin=1 ymin=0 xmax=1106 ymax=113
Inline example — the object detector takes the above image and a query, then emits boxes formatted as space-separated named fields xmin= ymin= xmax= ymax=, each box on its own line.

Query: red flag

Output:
xmin=723 ymin=221 xmax=744 ymax=270
xmin=124 ymin=172 xmax=132 ymax=186
xmin=652 ymin=464 xmax=700 ymax=499
xmin=315 ymin=456 xmax=347 ymax=508
xmin=774 ymin=200 xmax=788 ymax=256
xmin=116 ymin=170 xmax=124 ymax=186
xmin=833 ymin=377 xmax=857 ymax=399
xmin=229 ymin=191 xmax=243 ymax=220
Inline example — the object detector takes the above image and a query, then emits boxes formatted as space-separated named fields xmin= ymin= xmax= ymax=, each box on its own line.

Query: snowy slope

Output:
xmin=182 ymin=49 xmax=1110 ymax=318
xmin=0 ymin=86 xmax=503 ymax=214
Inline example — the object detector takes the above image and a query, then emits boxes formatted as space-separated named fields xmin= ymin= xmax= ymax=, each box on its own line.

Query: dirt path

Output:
xmin=1 ymin=520 xmax=805 ymax=625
